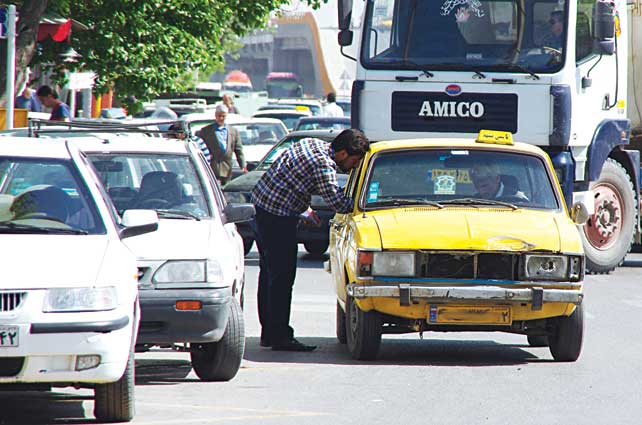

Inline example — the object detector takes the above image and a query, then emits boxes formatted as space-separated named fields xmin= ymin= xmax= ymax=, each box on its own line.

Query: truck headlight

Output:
xmin=522 ymin=255 xmax=568 ymax=281
xmin=43 ymin=287 xmax=118 ymax=312
xmin=373 ymin=252 xmax=415 ymax=277
xmin=153 ymin=260 xmax=225 ymax=284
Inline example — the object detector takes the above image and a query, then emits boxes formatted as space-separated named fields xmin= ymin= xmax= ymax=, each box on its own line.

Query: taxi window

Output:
xmin=362 ymin=149 xmax=559 ymax=210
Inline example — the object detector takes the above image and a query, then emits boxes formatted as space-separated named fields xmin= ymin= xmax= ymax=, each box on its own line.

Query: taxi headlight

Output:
xmin=372 ymin=252 xmax=415 ymax=277
xmin=44 ymin=287 xmax=118 ymax=312
xmin=522 ymin=255 xmax=568 ymax=281
xmin=153 ymin=260 xmax=225 ymax=284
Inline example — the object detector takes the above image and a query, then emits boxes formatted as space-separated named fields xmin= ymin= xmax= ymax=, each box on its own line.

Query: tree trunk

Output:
xmin=0 ymin=0 xmax=49 ymax=106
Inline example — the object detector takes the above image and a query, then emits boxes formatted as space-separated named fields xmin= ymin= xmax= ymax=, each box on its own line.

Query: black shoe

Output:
xmin=259 ymin=337 xmax=271 ymax=348
xmin=271 ymin=337 xmax=317 ymax=352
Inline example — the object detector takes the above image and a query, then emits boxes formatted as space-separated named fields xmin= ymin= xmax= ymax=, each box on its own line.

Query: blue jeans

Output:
xmin=252 ymin=206 xmax=300 ymax=344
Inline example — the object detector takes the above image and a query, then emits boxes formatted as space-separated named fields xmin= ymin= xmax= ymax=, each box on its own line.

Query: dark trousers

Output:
xmin=253 ymin=206 xmax=300 ymax=343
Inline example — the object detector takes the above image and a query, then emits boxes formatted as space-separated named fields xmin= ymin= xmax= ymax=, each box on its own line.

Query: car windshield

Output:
xmin=0 ymin=158 xmax=105 ymax=234
xmin=296 ymin=120 xmax=350 ymax=131
xmin=255 ymin=114 xmax=305 ymax=131
xmin=256 ymin=135 xmax=332 ymax=171
xmin=362 ymin=0 xmax=568 ymax=73
xmin=362 ymin=149 xmax=559 ymax=210
xmin=87 ymin=153 xmax=210 ymax=218
xmin=230 ymin=123 xmax=287 ymax=146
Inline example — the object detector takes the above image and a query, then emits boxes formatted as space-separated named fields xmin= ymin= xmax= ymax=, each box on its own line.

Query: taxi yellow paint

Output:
xmin=328 ymin=135 xmax=585 ymax=362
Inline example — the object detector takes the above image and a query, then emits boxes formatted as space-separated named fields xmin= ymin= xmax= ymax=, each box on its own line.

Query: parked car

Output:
xmin=328 ymin=130 xmax=586 ymax=361
xmin=268 ymin=98 xmax=324 ymax=116
xmin=294 ymin=116 xmax=351 ymax=131
xmin=0 ymin=137 xmax=159 ymax=422
xmin=228 ymin=118 xmax=288 ymax=170
xmin=74 ymin=133 xmax=254 ymax=382
xmin=252 ymin=109 xmax=312 ymax=131
xmin=223 ymin=129 xmax=345 ymax=255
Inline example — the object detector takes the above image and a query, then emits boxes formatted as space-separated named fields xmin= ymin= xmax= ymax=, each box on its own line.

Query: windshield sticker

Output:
xmin=434 ymin=175 xmax=457 ymax=195
xmin=368 ymin=181 xmax=380 ymax=202
xmin=431 ymin=169 xmax=472 ymax=184
xmin=441 ymin=0 xmax=485 ymax=18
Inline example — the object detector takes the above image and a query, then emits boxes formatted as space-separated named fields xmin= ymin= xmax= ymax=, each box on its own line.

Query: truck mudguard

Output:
xmin=586 ymin=119 xmax=632 ymax=182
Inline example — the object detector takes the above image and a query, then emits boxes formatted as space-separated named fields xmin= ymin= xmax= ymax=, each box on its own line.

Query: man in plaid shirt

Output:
xmin=251 ymin=129 xmax=370 ymax=352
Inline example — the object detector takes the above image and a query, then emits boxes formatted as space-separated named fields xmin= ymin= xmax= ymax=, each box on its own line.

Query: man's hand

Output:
xmin=300 ymin=207 xmax=322 ymax=227
xmin=241 ymin=167 xmax=248 ymax=173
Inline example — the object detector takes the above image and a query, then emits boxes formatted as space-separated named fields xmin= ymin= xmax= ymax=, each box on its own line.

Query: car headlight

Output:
xmin=358 ymin=250 xmax=415 ymax=277
xmin=153 ymin=260 xmax=225 ymax=284
xmin=43 ymin=287 xmax=118 ymax=312
xmin=522 ymin=255 xmax=582 ymax=281
xmin=224 ymin=191 xmax=247 ymax=204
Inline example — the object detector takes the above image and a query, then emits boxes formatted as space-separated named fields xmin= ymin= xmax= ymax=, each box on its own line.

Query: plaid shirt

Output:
xmin=251 ymin=138 xmax=353 ymax=216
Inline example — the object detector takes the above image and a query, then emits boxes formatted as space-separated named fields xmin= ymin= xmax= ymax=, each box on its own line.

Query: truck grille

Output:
xmin=0 ymin=293 xmax=26 ymax=312
xmin=418 ymin=252 xmax=518 ymax=281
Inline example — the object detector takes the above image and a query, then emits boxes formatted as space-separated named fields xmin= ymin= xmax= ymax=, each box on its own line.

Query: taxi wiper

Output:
xmin=156 ymin=210 xmax=201 ymax=220
xmin=0 ymin=222 xmax=89 ymax=234
xmin=368 ymin=198 xmax=443 ymax=208
xmin=440 ymin=198 xmax=518 ymax=210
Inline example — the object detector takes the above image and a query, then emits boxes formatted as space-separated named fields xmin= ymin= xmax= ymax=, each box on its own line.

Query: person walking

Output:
xmin=196 ymin=104 xmax=246 ymax=185
xmin=167 ymin=123 xmax=211 ymax=164
xmin=36 ymin=85 xmax=71 ymax=122
xmin=323 ymin=92 xmax=344 ymax=117
xmin=222 ymin=94 xmax=240 ymax=114
xmin=251 ymin=128 xmax=370 ymax=351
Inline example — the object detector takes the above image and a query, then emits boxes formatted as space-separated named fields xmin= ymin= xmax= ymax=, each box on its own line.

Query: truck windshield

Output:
xmin=362 ymin=0 xmax=568 ymax=73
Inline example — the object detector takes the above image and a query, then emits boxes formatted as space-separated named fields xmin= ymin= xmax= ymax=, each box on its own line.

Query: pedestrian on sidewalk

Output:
xmin=37 ymin=85 xmax=71 ymax=122
xmin=251 ymin=128 xmax=370 ymax=352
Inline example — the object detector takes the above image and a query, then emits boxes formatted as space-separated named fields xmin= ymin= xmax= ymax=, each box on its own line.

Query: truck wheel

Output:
xmin=336 ymin=301 xmax=347 ymax=344
xmin=190 ymin=299 xmax=245 ymax=381
xmin=345 ymin=295 xmax=382 ymax=360
xmin=304 ymin=240 xmax=329 ymax=255
xmin=548 ymin=304 xmax=584 ymax=362
xmin=94 ymin=346 xmax=135 ymax=422
xmin=527 ymin=335 xmax=548 ymax=347
xmin=242 ymin=238 xmax=254 ymax=256
xmin=581 ymin=159 xmax=636 ymax=274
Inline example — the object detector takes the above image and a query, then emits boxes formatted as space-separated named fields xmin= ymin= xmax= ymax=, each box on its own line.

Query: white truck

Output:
xmin=336 ymin=0 xmax=642 ymax=273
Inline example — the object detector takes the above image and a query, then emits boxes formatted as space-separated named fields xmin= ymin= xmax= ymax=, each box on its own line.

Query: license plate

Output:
xmin=0 ymin=326 xmax=19 ymax=347
xmin=428 ymin=305 xmax=511 ymax=325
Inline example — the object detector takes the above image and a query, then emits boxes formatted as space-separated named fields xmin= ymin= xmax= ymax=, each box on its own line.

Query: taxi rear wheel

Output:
xmin=346 ymin=295 xmax=382 ymax=360
xmin=548 ymin=304 xmax=584 ymax=362
xmin=336 ymin=301 xmax=347 ymax=344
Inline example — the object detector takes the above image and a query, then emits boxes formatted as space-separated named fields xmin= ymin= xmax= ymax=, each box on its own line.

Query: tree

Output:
xmin=0 ymin=0 xmax=327 ymax=107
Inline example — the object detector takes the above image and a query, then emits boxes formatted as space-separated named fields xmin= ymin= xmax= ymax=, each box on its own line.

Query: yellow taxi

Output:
xmin=327 ymin=130 xmax=586 ymax=361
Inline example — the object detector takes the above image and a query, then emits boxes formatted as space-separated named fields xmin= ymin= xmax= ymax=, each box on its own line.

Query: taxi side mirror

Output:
xmin=570 ymin=201 xmax=589 ymax=225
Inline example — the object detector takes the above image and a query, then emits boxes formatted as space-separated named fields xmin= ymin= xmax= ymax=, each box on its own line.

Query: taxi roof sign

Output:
xmin=476 ymin=130 xmax=513 ymax=145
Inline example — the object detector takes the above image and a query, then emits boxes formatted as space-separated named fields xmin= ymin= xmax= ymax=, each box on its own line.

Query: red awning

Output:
xmin=37 ymin=19 xmax=72 ymax=43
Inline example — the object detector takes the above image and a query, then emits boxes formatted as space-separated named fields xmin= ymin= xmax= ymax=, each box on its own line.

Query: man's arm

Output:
xmin=313 ymin=162 xmax=353 ymax=213
xmin=232 ymin=128 xmax=246 ymax=170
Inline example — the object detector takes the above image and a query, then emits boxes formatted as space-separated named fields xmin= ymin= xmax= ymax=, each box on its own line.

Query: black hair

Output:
xmin=327 ymin=92 xmax=336 ymax=103
xmin=550 ymin=10 xmax=563 ymax=21
xmin=36 ymin=85 xmax=58 ymax=99
xmin=332 ymin=128 xmax=370 ymax=157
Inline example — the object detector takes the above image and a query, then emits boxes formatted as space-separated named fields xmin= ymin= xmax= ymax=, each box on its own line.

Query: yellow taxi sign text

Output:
xmin=476 ymin=129 xmax=513 ymax=145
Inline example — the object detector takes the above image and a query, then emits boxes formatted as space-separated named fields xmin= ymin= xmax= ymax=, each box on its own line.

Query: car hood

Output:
xmin=243 ymin=145 xmax=275 ymax=163
xmin=225 ymin=171 xmax=264 ymax=192
xmin=123 ymin=220 xmax=213 ymax=260
xmin=0 ymin=236 xmax=109 ymax=289
xmin=371 ymin=208 xmax=568 ymax=252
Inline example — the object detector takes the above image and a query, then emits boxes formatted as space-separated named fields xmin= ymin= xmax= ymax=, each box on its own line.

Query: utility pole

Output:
xmin=1 ymin=5 xmax=17 ymax=129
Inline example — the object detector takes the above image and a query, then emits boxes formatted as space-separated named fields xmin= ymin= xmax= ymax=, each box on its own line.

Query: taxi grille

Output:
xmin=418 ymin=252 xmax=518 ymax=280
xmin=0 ymin=292 xmax=26 ymax=312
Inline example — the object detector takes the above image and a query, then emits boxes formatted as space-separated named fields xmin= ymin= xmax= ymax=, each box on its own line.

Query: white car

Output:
xmin=252 ymin=109 xmax=312 ymax=131
xmin=74 ymin=133 xmax=254 ymax=382
xmin=228 ymin=117 xmax=288 ymax=169
xmin=0 ymin=137 xmax=158 ymax=422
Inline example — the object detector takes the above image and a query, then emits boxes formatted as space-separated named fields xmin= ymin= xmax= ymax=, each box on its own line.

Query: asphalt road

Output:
xmin=2 ymin=248 xmax=642 ymax=425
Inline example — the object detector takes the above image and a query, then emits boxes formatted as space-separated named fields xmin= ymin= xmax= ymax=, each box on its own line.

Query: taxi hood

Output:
xmin=371 ymin=208 xmax=563 ymax=252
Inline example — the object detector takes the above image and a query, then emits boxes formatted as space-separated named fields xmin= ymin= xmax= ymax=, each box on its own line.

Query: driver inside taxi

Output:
xmin=470 ymin=163 xmax=528 ymax=201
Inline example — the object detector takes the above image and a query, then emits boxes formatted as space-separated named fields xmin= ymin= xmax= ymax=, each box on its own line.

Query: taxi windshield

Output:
xmin=362 ymin=0 xmax=568 ymax=73
xmin=362 ymin=149 xmax=559 ymax=210
xmin=0 ymin=158 xmax=105 ymax=234
xmin=88 ymin=153 xmax=210 ymax=218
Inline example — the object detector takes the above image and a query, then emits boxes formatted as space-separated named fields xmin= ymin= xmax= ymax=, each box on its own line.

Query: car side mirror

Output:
xmin=593 ymin=1 xmax=616 ymax=55
xmin=570 ymin=201 xmax=589 ymax=225
xmin=224 ymin=203 xmax=255 ymax=224
xmin=120 ymin=209 xmax=159 ymax=239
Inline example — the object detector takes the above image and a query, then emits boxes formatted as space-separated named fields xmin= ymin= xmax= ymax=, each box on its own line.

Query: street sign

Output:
xmin=0 ymin=8 xmax=7 ymax=39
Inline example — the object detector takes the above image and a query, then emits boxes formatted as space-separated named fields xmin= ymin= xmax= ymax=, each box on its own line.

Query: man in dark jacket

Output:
xmin=196 ymin=104 xmax=246 ymax=185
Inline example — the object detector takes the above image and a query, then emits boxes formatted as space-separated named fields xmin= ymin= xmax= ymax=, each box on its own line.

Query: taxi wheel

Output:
xmin=548 ymin=304 xmax=584 ymax=362
xmin=527 ymin=335 xmax=549 ymax=347
xmin=346 ymin=295 xmax=382 ymax=360
xmin=190 ymin=299 xmax=245 ymax=381
xmin=336 ymin=301 xmax=347 ymax=344
xmin=94 ymin=346 xmax=135 ymax=422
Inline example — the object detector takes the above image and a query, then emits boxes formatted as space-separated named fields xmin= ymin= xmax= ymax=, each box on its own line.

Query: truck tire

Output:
xmin=190 ymin=299 xmax=245 ymax=381
xmin=94 ymin=346 xmax=135 ymax=422
xmin=304 ymin=240 xmax=329 ymax=255
xmin=345 ymin=295 xmax=382 ymax=360
xmin=548 ymin=304 xmax=584 ymax=362
xmin=336 ymin=301 xmax=347 ymax=344
xmin=580 ymin=159 xmax=636 ymax=274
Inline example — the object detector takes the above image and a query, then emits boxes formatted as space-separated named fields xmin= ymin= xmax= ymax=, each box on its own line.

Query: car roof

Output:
xmin=297 ymin=116 xmax=350 ymax=123
xmin=370 ymin=138 xmax=548 ymax=157
xmin=253 ymin=109 xmax=312 ymax=117
xmin=70 ymin=134 xmax=191 ymax=154
xmin=0 ymin=136 xmax=73 ymax=158
xmin=179 ymin=112 xmax=247 ymax=124
xmin=271 ymin=98 xmax=322 ymax=106
xmin=229 ymin=117 xmax=287 ymax=126
xmin=284 ymin=129 xmax=341 ymax=141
